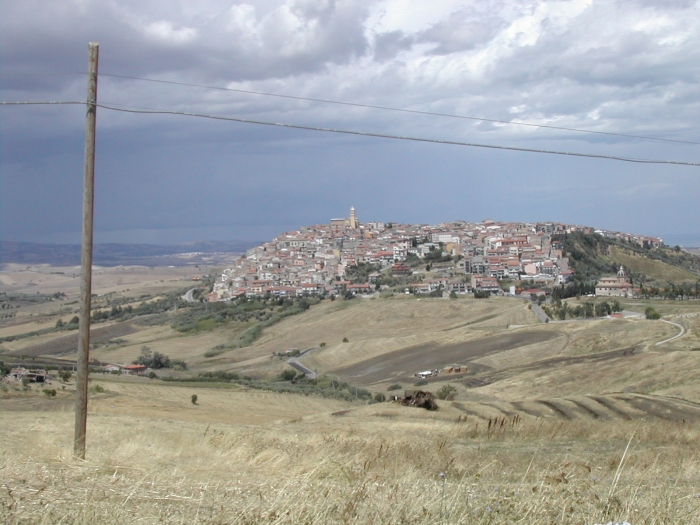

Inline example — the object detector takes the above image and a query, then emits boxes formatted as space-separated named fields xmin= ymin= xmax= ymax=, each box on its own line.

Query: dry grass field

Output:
xmin=4 ymin=267 xmax=700 ymax=523
xmin=3 ymin=384 xmax=700 ymax=524
xmin=0 ymin=263 xmax=206 ymax=299
xmin=610 ymin=246 xmax=699 ymax=283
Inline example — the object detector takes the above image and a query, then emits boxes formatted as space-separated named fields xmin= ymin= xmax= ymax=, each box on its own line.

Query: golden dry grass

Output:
xmin=3 ymin=392 xmax=700 ymax=524
xmin=216 ymin=296 xmax=539 ymax=375
xmin=610 ymin=246 xmax=698 ymax=283
xmin=0 ymin=263 xmax=204 ymax=299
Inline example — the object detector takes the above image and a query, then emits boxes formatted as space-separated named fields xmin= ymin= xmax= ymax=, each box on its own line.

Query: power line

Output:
xmin=0 ymin=101 xmax=85 ymax=106
xmin=100 ymin=73 xmax=700 ymax=146
xmin=2 ymin=98 xmax=698 ymax=166
xmin=95 ymin=101 xmax=700 ymax=167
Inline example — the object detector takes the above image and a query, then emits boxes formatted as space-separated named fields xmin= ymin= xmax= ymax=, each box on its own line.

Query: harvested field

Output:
xmin=6 ymin=322 xmax=138 ymax=357
xmin=332 ymin=329 xmax=559 ymax=384
xmin=446 ymin=394 xmax=700 ymax=422
xmin=4 ymin=392 xmax=700 ymax=524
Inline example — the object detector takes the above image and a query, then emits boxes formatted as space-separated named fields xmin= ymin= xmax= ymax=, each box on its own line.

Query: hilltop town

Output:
xmin=211 ymin=208 xmax=663 ymax=301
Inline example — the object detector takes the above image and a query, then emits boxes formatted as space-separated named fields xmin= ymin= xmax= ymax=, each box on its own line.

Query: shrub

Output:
xmin=342 ymin=337 xmax=349 ymax=343
xmin=191 ymin=394 xmax=198 ymax=405
xmin=59 ymin=370 xmax=72 ymax=382
xmin=645 ymin=307 xmax=661 ymax=320
xmin=387 ymin=384 xmax=402 ymax=391
xmin=319 ymin=342 xmax=326 ymax=347
xmin=42 ymin=388 xmax=57 ymax=398
xmin=147 ymin=371 xmax=158 ymax=379
xmin=89 ymin=384 xmax=105 ymax=394
xmin=436 ymin=384 xmax=457 ymax=400
xmin=171 ymin=359 xmax=188 ymax=371
xmin=279 ymin=369 xmax=297 ymax=381
xmin=414 ymin=379 xmax=428 ymax=386
xmin=373 ymin=392 xmax=386 ymax=403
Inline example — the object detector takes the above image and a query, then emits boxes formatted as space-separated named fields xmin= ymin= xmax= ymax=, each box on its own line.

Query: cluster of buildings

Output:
xmin=208 ymin=208 xmax=661 ymax=301
xmin=3 ymin=367 xmax=48 ymax=383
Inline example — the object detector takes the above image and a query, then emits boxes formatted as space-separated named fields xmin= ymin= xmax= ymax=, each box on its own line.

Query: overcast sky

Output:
xmin=1 ymin=0 xmax=699 ymax=246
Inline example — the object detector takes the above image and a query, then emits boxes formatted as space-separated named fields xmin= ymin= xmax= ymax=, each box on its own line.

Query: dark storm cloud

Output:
xmin=1 ymin=0 xmax=700 ymax=245
xmin=0 ymin=0 xmax=371 ymax=85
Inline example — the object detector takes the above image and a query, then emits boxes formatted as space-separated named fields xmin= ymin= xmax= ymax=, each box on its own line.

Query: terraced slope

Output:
xmin=448 ymin=394 xmax=700 ymax=422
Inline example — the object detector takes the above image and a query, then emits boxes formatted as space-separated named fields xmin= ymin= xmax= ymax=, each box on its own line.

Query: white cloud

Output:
xmin=141 ymin=20 xmax=198 ymax=43
xmin=2 ymin=0 xmax=700 ymax=243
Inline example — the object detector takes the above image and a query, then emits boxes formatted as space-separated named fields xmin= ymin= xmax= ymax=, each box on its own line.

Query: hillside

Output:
xmin=563 ymin=231 xmax=700 ymax=286
xmin=4 ymin=278 xmax=700 ymax=523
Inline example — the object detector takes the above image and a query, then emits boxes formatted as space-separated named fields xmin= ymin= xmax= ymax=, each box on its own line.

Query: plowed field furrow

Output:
xmin=333 ymin=330 xmax=559 ymax=384
xmin=480 ymin=402 xmax=519 ymax=417
xmin=8 ymin=323 xmax=137 ymax=357
xmin=510 ymin=401 xmax=547 ymax=418
xmin=451 ymin=402 xmax=485 ymax=418
xmin=462 ymin=378 xmax=491 ymax=388
xmin=567 ymin=398 xmax=609 ymax=420
xmin=537 ymin=400 xmax=573 ymax=420
xmin=588 ymin=396 xmax=633 ymax=420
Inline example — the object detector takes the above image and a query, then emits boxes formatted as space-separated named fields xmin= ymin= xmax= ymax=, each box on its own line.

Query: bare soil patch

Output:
xmin=6 ymin=323 xmax=137 ymax=357
xmin=332 ymin=329 xmax=558 ymax=384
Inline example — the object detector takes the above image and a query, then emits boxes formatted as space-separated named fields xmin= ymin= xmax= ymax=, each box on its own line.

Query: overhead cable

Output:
xmin=95 ymin=102 xmax=700 ymax=167
xmin=0 ymin=101 xmax=85 ymax=105
xmin=100 ymin=73 xmax=700 ymax=146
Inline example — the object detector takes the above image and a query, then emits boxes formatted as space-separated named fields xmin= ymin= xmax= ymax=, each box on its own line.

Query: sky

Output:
xmin=1 ymin=0 xmax=699 ymax=246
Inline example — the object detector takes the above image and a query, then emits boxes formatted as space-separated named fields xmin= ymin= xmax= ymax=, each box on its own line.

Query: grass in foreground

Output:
xmin=2 ymin=405 xmax=700 ymax=524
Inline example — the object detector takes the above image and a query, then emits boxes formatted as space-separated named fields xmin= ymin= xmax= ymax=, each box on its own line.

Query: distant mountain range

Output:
xmin=0 ymin=240 xmax=259 ymax=266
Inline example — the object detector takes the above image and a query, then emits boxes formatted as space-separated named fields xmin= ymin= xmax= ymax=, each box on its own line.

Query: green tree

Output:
xmin=279 ymin=369 xmax=296 ymax=381
xmin=645 ymin=307 xmax=661 ymax=320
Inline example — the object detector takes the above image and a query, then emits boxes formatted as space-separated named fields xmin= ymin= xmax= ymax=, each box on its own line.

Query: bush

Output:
xmin=436 ymin=384 xmax=457 ymax=400
xmin=414 ymin=379 xmax=428 ymax=387
xmin=147 ymin=371 xmax=158 ymax=379
xmin=342 ymin=337 xmax=349 ymax=343
xmin=279 ymin=369 xmax=297 ymax=381
xmin=191 ymin=394 xmax=198 ymax=405
xmin=387 ymin=384 xmax=402 ymax=391
xmin=373 ymin=392 xmax=386 ymax=403
xmin=59 ymin=370 xmax=72 ymax=382
xmin=171 ymin=359 xmax=188 ymax=371
xmin=89 ymin=384 xmax=105 ymax=394
xmin=645 ymin=307 xmax=661 ymax=320
xmin=42 ymin=388 xmax=57 ymax=398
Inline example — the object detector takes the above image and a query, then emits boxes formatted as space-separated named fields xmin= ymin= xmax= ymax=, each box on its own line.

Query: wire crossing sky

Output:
xmin=1 ymin=0 xmax=700 ymax=246
xmin=99 ymin=73 xmax=700 ymax=146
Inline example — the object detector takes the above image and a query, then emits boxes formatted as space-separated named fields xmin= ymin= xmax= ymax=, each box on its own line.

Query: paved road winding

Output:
xmin=655 ymin=319 xmax=686 ymax=346
xmin=288 ymin=347 xmax=319 ymax=379
xmin=530 ymin=302 xmax=550 ymax=323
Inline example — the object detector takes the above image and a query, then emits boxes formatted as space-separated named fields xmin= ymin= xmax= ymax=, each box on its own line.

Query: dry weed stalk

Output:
xmin=2 ymin=412 xmax=700 ymax=524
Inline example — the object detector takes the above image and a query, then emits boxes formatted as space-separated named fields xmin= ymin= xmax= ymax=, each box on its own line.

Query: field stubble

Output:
xmin=2 ymin=401 xmax=700 ymax=524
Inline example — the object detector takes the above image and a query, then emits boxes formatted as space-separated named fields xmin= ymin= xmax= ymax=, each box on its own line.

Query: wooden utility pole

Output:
xmin=74 ymin=42 xmax=99 ymax=459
